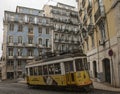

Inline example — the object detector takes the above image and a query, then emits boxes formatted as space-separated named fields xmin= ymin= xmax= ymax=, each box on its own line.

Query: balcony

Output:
xmin=17 ymin=56 xmax=23 ymax=59
xmin=28 ymin=31 xmax=34 ymax=36
xmin=28 ymin=56 xmax=34 ymax=59
xmin=26 ymin=43 xmax=35 ymax=47
xmin=7 ymin=43 xmax=14 ymax=46
xmin=94 ymin=5 xmax=105 ymax=24
xmin=88 ymin=23 xmax=94 ymax=35
xmin=7 ymin=56 xmax=14 ymax=59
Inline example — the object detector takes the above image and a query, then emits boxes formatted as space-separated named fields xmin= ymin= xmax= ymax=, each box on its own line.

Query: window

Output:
xmin=38 ymin=50 xmax=42 ymax=56
xmin=18 ymin=48 xmax=22 ymax=56
xmin=7 ymin=60 xmax=14 ymax=66
xmin=29 ymin=17 xmax=34 ymax=23
xmin=28 ymin=49 xmax=33 ymax=56
xmin=64 ymin=61 xmax=73 ymax=72
xmin=28 ymin=37 xmax=33 ymax=44
xmin=86 ymin=39 xmax=89 ymax=50
xmin=19 ymin=15 xmax=24 ymax=22
xmin=28 ymin=27 xmax=33 ymax=33
xmin=38 ymin=18 xmax=42 ymax=23
xmin=18 ymin=36 xmax=22 ymax=43
xmin=33 ymin=67 xmax=38 ymax=76
xmin=38 ymin=27 xmax=42 ymax=33
xmin=38 ymin=38 xmax=42 ymax=45
xmin=18 ymin=24 xmax=23 ymax=31
xmin=9 ymin=23 xmax=14 ymax=31
xmin=48 ymin=64 xmax=54 ymax=75
xmin=18 ymin=60 xmax=22 ymax=67
xmin=83 ymin=58 xmax=88 ymax=70
xmin=8 ymin=48 xmax=13 ymax=56
xmin=90 ymin=14 xmax=93 ymax=24
xmin=30 ymin=67 xmax=33 ymax=76
xmin=8 ymin=36 xmax=13 ymax=43
xmin=91 ymin=33 xmax=95 ymax=47
xmin=46 ymin=28 xmax=49 ymax=34
xmin=43 ymin=65 xmax=48 ymax=75
xmin=98 ymin=20 xmax=106 ymax=41
xmin=75 ymin=59 xmax=84 ymax=71
xmin=54 ymin=63 xmax=61 ymax=74
xmin=55 ymin=34 xmax=58 ymax=40
xmin=38 ymin=66 xmax=42 ymax=75
xmin=46 ymin=39 xmax=49 ymax=47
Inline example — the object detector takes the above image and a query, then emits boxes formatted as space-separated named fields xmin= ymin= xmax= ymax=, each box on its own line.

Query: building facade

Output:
xmin=2 ymin=6 xmax=52 ymax=79
xmin=76 ymin=0 xmax=120 ymax=87
xmin=2 ymin=3 xmax=81 ymax=79
xmin=43 ymin=3 xmax=81 ymax=54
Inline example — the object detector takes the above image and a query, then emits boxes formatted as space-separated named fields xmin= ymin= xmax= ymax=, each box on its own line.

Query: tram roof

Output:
xmin=27 ymin=52 xmax=86 ymax=65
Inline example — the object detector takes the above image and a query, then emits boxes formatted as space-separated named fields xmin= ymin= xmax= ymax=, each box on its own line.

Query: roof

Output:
xmin=27 ymin=52 xmax=86 ymax=66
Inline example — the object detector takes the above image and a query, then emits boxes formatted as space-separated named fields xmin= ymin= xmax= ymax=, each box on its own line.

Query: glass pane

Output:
xmin=43 ymin=65 xmax=48 ymax=75
xmin=48 ymin=64 xmax=54 ymax=75
xmin=38 ymin=66 xmax=42 ymax=75
xmin=30 ymin=67 xmax=33 ymax=76
xmin=83 ymin=58 xmax=88 ymax=70
xmin=75 ymin=59 xmax=84 ymax=71
xmin=54 ymin=63 xmax=61 ymax=74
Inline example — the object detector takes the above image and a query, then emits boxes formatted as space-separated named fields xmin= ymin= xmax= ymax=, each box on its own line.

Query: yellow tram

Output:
xmin=25 ymin=52 xmax=93 ymax=91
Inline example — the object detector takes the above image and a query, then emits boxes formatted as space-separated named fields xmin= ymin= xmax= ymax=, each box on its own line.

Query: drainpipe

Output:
xmin=93 ymin=0 xmax=100 ymax=81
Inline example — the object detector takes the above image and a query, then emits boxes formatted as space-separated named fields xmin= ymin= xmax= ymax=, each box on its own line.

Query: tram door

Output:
xmin=64 ymin=61 xmax=75 ymax=85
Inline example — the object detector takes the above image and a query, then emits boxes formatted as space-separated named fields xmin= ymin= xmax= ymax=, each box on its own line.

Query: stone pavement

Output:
xmin=2 ymin=78 xmax=120 ymax=92
xmin=92 ymin=79 xmax=120 ymax=92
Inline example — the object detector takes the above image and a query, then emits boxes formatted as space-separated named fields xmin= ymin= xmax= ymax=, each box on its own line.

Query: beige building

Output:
xmin=43 ymin=3 xmax=81 ymax=54
xmin=76 ymin=0 xmax=120 ymax=87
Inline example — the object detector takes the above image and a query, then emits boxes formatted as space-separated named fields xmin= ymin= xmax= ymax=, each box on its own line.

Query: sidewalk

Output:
xmin=92 ymin=79 xmax=120 ymax=92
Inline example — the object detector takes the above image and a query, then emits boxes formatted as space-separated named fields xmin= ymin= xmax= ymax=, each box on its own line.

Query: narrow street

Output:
xmin=0 ymin=82 xmax=119 ymax=94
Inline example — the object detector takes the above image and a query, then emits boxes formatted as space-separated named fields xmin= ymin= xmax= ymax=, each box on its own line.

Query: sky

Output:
xmin=0 ymin=0 xmax=77 ymax=57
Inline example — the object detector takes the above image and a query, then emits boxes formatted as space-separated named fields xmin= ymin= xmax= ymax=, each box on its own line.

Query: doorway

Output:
xmin=93 ymin=61 xmax=97 ymax=78
xmin=103 ymin=58 xmax=111 ymax=83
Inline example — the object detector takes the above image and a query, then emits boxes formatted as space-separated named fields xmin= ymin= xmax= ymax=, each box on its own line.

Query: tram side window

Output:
xmin=38 ymin=66 xmax=42 ymax=75
xmin=30 ymin=67 xmax=33 ymax=76
xmin=43 ymin=65 xmax=48 ymax=75
xmin=75 ymin=59 xmax=84 ymax=71
xmin=83 ymin=58 xmax=88 ymax=70
xmin=64 ymin=63 xmax=69 ymax=72
xmin=26 ymin=68 xmax=28 ymax=75
xmin=33 ymin=67 xmax=38 ymax=76
xmin=48 ymin=64 xmax=54 ymax=75
xmin=54 ymin=63 xmax=61 ymax=74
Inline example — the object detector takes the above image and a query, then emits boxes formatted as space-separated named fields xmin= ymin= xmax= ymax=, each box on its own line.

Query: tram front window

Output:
xmin=75 ymin=59 xmax=84 ymax=71
xmin=83 ymin=58 xmax=88 ymax=70
xmin=64 ymin=61 xmax=74 ymax=72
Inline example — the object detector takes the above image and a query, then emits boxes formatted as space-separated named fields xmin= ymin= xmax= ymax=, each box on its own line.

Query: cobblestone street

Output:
xmin=0 ymin=82 xmax=120 ymax=94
